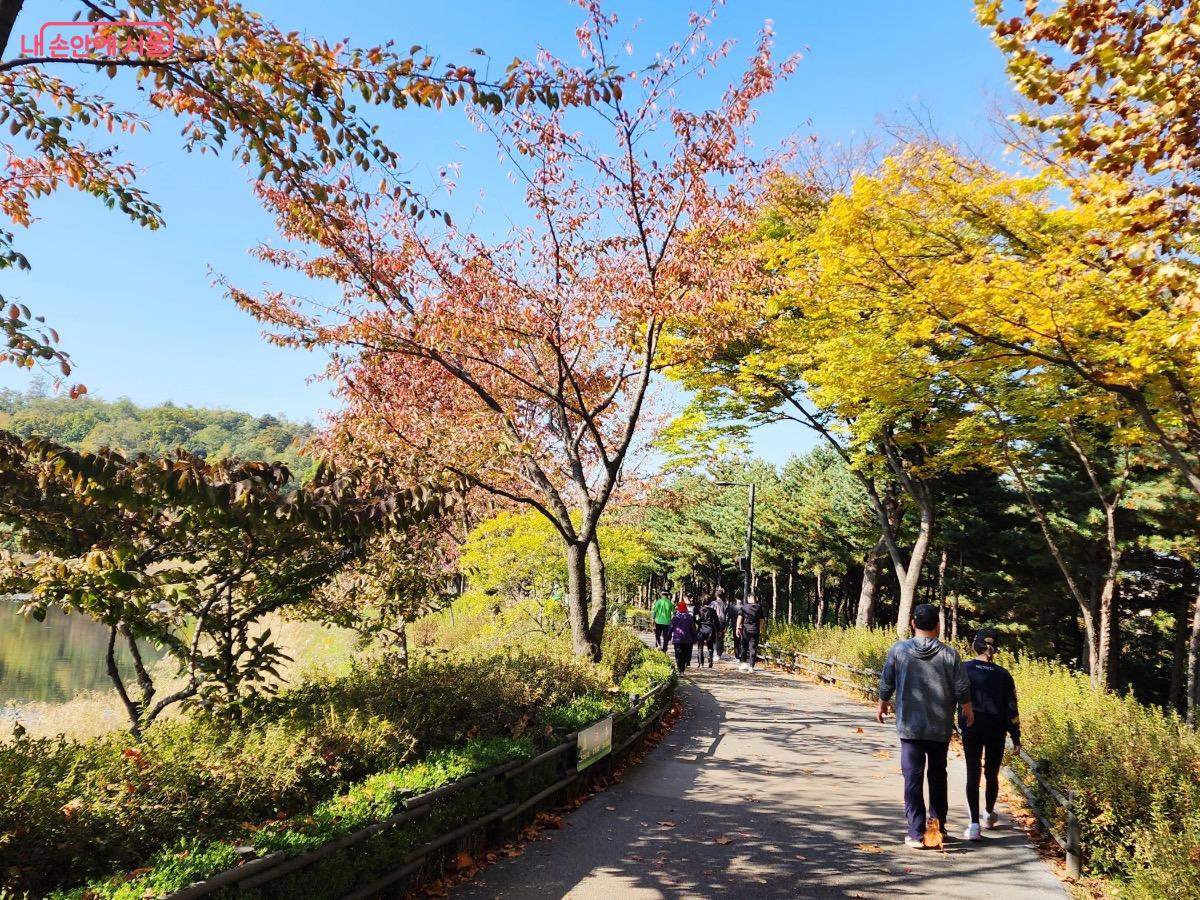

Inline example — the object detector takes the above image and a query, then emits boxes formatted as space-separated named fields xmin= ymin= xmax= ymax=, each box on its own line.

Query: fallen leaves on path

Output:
xmin=855 ymin=727 xmax=865 ymax=734
xmin=714 ymin=835 xmax=732 ymax=845
xmin=656 ymin=820 xmax=676 ymax=827
xmin=855 ymin=842 xmax=885 ymax=854
xmin=872 ymin=749 xmax=893 ymax=759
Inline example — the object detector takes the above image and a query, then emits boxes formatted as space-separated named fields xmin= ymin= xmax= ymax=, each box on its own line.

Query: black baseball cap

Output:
xmin=973 ymin=628 xmax=1000 ymax=653
xmin=912 ymin=604 xmax=939 ymax=630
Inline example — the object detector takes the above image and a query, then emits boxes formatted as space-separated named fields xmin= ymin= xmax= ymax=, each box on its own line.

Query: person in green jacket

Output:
xmin=651 ymin=592 xmax=674 ymax=653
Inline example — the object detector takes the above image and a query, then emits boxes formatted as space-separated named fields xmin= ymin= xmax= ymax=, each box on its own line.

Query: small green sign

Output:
xmin=577 ymin=715 xmax=613 ymax=772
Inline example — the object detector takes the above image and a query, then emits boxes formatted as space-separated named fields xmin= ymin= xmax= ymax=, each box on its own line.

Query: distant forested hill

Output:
xmin=0 ymin=385 xmax=318 ymax=480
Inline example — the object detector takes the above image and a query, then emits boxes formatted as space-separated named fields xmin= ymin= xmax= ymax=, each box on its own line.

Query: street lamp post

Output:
xmin=716 ymin=480 xmax=756 ymax=602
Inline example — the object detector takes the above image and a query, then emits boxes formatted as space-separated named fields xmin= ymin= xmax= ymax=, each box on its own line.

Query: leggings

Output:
xmin=963 ymin=731 xmax=1007 ymax=823
xmin=673 ymin=643 xmax=694 ymax=672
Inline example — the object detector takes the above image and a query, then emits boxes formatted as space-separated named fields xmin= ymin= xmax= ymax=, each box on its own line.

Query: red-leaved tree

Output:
xmin=231 ymin=3 xmax=796 ymax=659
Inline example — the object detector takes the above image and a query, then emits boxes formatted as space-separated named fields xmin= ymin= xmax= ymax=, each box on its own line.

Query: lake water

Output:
xmin=0 ymin=603 xmax=166 ymax=705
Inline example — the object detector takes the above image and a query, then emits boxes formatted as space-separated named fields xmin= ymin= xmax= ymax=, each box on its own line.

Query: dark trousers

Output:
xmin=741 ymin=632 xmax=759 ymax=667
xmin=696 ymin=636 xmax=714 ymax=667
xmin=673 ymin=642 xmax=693 ymax=673
xmin=900 ymin=739 xmax=949 ymax=840
xmin=963 ymin=731 xmax=1006 ymax=823
xmin=729 ymin=625 xmax=742 ymax=660
xmin=714 ymin=626 xmax=725 ymax=657
xmin=654 ymin=623 xmax=669 ymax=652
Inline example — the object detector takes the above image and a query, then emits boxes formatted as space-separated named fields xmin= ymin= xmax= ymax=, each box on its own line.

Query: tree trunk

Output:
xmin=1087 ymin=513 xmax=1122 ymax=691
xmin=565 ymin=540 xmax=592 ymax=658
xmin=0 ymin=0 xmax=24 ymax=58
xmin=1171 ymin=587 xmax=1189 ymax=713
xmin=106 ymin=625 xmax=144 ymax=740
xmin=949 ymin=551 xmax=963 ymax=644
xmin=815 ymin=568 xmax=826 ymax=627
xmin=585 ymin=535 xmax=607 ymax=661
xmin=1188 ymin=582 xmax=1200 ymax=728
xmin=895 ymin=497 xmax=935 ymax=638
xmin=771 ymin=570 xmax=778 ymax=621
xmin=935 ymin=549 xmax=948 ymax=634
xmin=856 ymin=537 xmax=885 ymax=629
xmin=392 ymin=617 xmax=409 ymax=670
xmin=787 ymin=563 xmax=795 ymax=624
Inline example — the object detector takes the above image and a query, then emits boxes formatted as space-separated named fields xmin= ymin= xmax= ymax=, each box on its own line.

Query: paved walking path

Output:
xmin=455 ymin=651 xmax=1065 ymax=900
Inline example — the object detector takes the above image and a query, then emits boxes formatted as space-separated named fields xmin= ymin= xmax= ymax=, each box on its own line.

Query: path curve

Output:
xmin=453 ymin=652 xmax=1065 ymax=899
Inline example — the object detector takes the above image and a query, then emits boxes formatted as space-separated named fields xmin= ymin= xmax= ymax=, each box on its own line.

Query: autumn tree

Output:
xmin=0 ymin=432 xmax=455 ymax=735
xmin=230 ymin=5 xmax=796 ymax=659
xmin=977 ymin=2 xmax=1200 ymax=497
xmin=0 ymin=0 xmax=607 ymax=384
xmin=671 ymin=169 xmax=979 ymax=637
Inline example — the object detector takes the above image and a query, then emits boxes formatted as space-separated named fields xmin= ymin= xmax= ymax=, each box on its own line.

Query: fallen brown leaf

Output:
xmin=872 ymin=749 xmax=893 ymax=759
xmin=854 ymin=842 xmax=885 ymax=854
xmin=657 ymin=820 xmax=676 ymax=827
xmin=715 ymin=835 xmax=732 ymax=845
xmin=855 ymin=727 xmax=865 ymax=734
xmin=453 ymin=851 xmax=474 ymax=871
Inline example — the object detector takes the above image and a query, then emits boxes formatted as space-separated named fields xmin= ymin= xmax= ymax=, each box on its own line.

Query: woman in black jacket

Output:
xmin=960 ymin=628 xmax=1021 ymax=841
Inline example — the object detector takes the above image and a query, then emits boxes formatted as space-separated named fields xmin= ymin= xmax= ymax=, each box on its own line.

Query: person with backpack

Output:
xmin=710 ymin=587 xmax=728 ymax=661
xmin=651 ymin=591 xmax=674 ymax=653
xmin=668 ymin=600 xmax=697 ymax=673
xmin=960 ymin=628 xmax=1021 ymax=842
xmin=736 ymin=593 xmax=766 ymax=673
xmin=695 ymin=598 xmax=721 ymax=668
xmin=877 ymin=603 xmax=974 ymax=849
xmin=727 ymin=593 xmax=745 ymax=662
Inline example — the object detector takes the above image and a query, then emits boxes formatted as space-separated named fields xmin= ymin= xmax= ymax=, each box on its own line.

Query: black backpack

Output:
xmin=741 ymin=602 xmax=763 ymax=634
xmin=697 ymin=606 xmax=719 ymax=639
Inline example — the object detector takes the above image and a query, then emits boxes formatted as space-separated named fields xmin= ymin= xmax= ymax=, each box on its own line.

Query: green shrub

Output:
xmin=54 ymin=737 xmax=532 ymax=900
xmin=1 ymin=650 xmax=605 ymax=897
xmin=5 ymin=626 xmax=673 ymax=899
xmin=1009 ymin=657 xmax=1200 ymax=887
xmin=600 ymin=624 xmax=645 ymax=683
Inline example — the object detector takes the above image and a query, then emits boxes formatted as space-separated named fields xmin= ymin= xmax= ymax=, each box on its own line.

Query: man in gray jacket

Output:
xmin=877 ymin=603 xmax=974 ymax=848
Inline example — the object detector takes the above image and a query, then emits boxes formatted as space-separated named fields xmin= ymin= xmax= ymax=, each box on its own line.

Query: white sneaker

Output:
xmin=964 ymin=823 xmax=982 ymax=841
xmin=904 ymin=836 xmax=925 ymax=849
xmin=739 ymin=663 xmax=751 ymax=673
xmin=985 ymin=811 xmax=999 ymax=830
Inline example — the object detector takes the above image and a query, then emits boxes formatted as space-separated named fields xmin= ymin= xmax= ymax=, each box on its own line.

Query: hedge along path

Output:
xmin=454 ymin=652 xmax=1064 ymax=899
xmin=129 ymin=680 xmax=677 ymax=900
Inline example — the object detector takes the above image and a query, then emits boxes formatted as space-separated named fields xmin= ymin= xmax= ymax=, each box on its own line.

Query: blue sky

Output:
xmin=3 ymin=1 xmax=1016 ymax=464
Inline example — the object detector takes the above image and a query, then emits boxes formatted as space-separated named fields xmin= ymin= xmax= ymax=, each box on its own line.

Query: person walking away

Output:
xmin=736 ymin=595 xmax=766 ymax=673
xmin=669 ymin=601 xmax=696 ymax=673
xmin=651 ymin=592 xmax=674 ymax=653
xmin=877 ymin=603 xmax=974 ymax=849
xmin=711 ymin=588 xmax=728 ymax=661
xmin=696 ymin=599 xmax=721 ymax=668
xmin=727 ymin=594 xmax=745 ymax=662
xmin=961 ymin=628 xmax=1021 ymax=841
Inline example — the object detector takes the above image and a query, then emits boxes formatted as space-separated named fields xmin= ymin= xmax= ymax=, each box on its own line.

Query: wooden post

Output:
xmin=1066 ymin=789 xmax=1082 ymax=878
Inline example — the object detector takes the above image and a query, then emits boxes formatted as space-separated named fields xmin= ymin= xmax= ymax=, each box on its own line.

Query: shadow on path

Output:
xmin=451 ymin=658 xmax=1064 ymax=900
